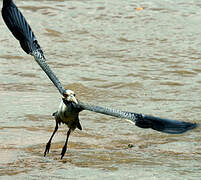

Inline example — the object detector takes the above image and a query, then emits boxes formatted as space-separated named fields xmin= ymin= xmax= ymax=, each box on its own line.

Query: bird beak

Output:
xmin=67 ymin=93 xmax=78 ymax=104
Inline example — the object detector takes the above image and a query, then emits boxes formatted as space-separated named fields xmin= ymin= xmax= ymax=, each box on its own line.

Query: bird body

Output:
xmin=55 ymin=100 xmax=82 ymax=131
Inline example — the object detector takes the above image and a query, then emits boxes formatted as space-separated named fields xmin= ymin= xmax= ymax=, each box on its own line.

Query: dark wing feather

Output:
xmin=135 ymin=114 xmax=198 ymax=134
xmin=2 ymin=0 xmax=41 ymax=54
xmin=76 ymin=101 xmax=198 ymax=134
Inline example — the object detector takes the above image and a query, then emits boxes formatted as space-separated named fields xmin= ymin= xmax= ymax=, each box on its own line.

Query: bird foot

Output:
xmin=61 ymin=145 xmax=67 ymax=159
xmin=44 ymin=141 xmax=51 ymax=157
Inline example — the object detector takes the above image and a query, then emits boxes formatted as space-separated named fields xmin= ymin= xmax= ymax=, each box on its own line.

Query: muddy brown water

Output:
xmin=0 ymin=0 xmax=201 ymax=179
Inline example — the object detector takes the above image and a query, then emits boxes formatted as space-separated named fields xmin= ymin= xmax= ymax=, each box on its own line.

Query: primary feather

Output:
xmin=2 ymin=0 xmax=41 ymax=54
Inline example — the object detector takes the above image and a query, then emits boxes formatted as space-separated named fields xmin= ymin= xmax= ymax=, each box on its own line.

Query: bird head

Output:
xmin=63 ymin=89 xmax=78 ymax=104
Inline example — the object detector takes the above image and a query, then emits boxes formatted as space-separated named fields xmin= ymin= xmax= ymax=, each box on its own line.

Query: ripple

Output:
xmin=1 ymin=0 xmax=201 ymax=178
xmin=44 ymin=28 xmax=62 ymax=37
xmin=0 ymin=83 xmax=37 ymax=92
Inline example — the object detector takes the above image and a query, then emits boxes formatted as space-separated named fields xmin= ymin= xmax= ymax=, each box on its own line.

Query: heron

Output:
xmin=1 ymin=0 xmax=198 ymax=159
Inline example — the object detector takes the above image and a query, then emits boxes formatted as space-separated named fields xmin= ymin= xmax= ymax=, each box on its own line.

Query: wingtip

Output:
xmin=176 ymin=122 xmax=198 ymax=134
xmin=2 ymin=0 xmax=41 ymax=54
xmin=135 ymin=115 xmax=199 ymax=134
xmin=189 ymin=122 xmax=199 ymax=130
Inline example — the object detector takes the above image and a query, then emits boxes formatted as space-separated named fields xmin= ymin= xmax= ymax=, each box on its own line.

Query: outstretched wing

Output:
xmin=76 ymin=101 xmax=198 ymax=134
xmin=2 ymin=0 xmax=66 ymax=96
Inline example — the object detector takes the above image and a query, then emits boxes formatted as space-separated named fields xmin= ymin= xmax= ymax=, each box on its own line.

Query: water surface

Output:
xmin=0 ymin=0 xmax=201 ymax=179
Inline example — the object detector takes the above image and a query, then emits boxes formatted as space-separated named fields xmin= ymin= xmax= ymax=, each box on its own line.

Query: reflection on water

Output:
xmin=0 ymin=0 xmax=201 ymax=179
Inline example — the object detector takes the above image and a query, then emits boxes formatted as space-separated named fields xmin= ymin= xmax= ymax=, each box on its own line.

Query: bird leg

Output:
xmin=61 ymin=128 xmax=71 ymax=159
xmin=44 ymin=122 xmax=58 ymax=157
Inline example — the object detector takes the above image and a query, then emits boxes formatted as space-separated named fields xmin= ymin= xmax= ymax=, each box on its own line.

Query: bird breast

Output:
xmin=57 ymin=100 xmax=79 ymax=129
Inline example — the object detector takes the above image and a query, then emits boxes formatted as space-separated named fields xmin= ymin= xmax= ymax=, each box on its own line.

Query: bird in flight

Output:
xmin=1 ymin=0 xmax=198 ymax=159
